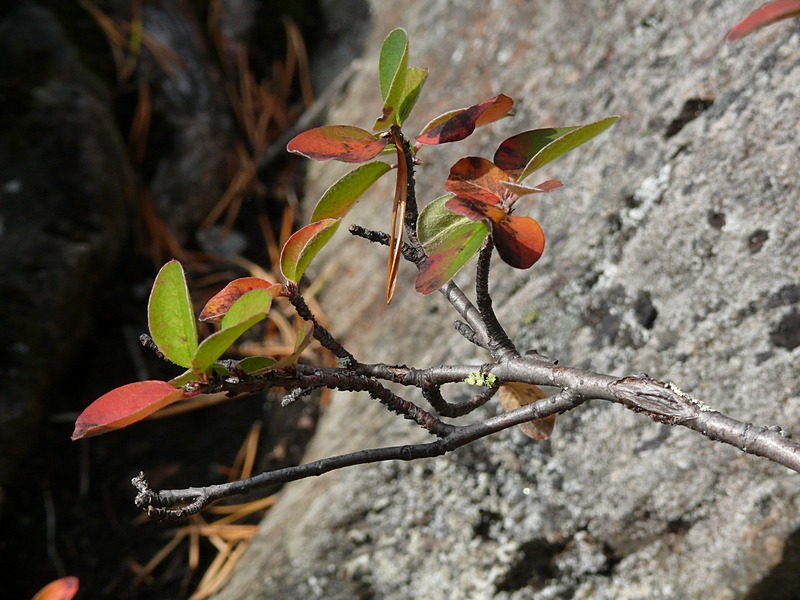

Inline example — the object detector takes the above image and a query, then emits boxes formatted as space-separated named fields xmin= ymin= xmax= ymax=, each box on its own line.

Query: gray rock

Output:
xmin=0 ymin=5 xmax=130 ymax=500
xmin=217 ymin=1 xmax=800 ymax=598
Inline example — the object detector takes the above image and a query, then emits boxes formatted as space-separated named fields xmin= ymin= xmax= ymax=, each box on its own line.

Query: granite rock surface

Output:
xmin=217 ymin=2 xmax=800 ymax=598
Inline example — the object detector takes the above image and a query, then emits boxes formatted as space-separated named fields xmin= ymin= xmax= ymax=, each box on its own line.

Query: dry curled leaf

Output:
xmin=498 ymin=382 xmax=556 ymax=440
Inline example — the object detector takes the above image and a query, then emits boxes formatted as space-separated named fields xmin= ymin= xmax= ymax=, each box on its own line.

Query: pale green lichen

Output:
xmin=465 ymin=372 xmax=497 ymax=388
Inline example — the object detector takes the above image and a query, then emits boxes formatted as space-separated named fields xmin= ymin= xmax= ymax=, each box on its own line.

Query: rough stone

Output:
xmin=216 ymin=2 xmax=800 ymax=598
xmin=0 ymin=4 xmax=131 ymax=501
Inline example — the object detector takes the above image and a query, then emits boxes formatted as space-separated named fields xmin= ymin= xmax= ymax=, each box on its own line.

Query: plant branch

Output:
xmin=348 ymin=224 xmax=425 ymax=265
xmin=422 ymin=385 xmax=497 ymax=418
xmin=134 ymin=354 xmax=800 ymax=519
xmin=133 ymin=387 xmax=582 ymax=520
xmin=287 ymin=286 xmax=356 ymax=365
xmin=475 ymin=238 xmax=518 ymax=361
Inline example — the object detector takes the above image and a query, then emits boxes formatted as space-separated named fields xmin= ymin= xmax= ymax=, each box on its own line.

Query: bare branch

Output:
xmin=287 ymin=288 xmax=356 ymax=365
xmin=135 ymin=351 xmax=800 ymax=520
xmin=133 ymin=388 xmax=583 ymax=519
xmin=475 ymin=238 xmax=517 ymax=361
xmin=422 ymin=385 xmax=497 ymax=418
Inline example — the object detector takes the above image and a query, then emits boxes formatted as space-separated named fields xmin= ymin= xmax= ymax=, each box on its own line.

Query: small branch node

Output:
xmin=454 ymin=320 xmax=478 ymax=344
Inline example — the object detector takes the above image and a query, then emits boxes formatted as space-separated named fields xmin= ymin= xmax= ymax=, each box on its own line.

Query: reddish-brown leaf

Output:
xmin=494 ymin=215 xmax=546 ymax=270
xmin=416 ymin=94 xmax=513 ymax=145
xmin=72 ymin=381 xmax=185 ymax=440
xmin=493 ymin=127 xmax=577 ymax=178
xmin=726 ymin=0 xmax=800 ymax=42
xmin=199 ymin=277 xmax=281 ymax=322
xmin=445 ymin=157 xmax=507 ymax=205
xmin=498 ymin=382 xmax=556 ymax=440
xmin=33 ymin=577 xmax=80 ymax=600
xmin=446 ymin=195 xmax=506 ymax=226
xmin=474 ymin=93 xmax=514 ymax=127
xmin=287 ymin=125 xmax=389 ymax=162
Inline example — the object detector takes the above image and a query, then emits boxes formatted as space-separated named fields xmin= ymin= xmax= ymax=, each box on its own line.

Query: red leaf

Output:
xmin=416 ymin=94 xmax=513 ymax=145
xmin=199 ymin=277 xmax=281 ymax=322
xmin=493 ymin=215 xmax=546 ymax=269
xmin=33 ymin=577 xmax=79 ymax=600
xmin=445 ymin=157 xmax=507 ymax=205
xmin=72 ymin=381 xmax=185 ymax=440
xmin=287 ymin=125 xmax=389 ymax=162
xmin=726 ymin=0 xmax=800 ymax=42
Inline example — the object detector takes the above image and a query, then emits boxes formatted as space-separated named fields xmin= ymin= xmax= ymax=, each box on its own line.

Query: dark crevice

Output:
xmin=745 ymin=527 xmax=800 ymax=600
xmin=494 ymin=538 xmax=568 ymax=592
xmin=664 ymin=97 xmax=714 ymax=138
xmin=771 ymin=310 xmax=800 ymax=351
xmin=748 ymin=229 xmax=769 ymax=253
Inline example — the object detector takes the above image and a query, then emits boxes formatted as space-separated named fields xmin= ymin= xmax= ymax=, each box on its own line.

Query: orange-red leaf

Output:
xmin=445 ymin=157 xmax=507 ymax=205
xmin=72 ymin=381 xmax=185 ymax=440
xmin=33 ymin=577 xmax=79 ymax=600
xmin=416 ymin=94 xmax=513 ymax=145
xmin=200 ymin=277 xmax=280 ymax=322
xmin=498 ymin=382 xmax=556 ymax=440
xmin=494 ymin=215 xmax=546 ymax=269
xmin=446 ymin=196 xmax=545 ymax=269
xmin=287 ymin=126 xmax=389 ymax=162
xmin=726 ymin=0 xmax=800 ymax=42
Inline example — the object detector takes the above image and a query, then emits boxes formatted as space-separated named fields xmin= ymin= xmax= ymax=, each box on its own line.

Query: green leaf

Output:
xmin=273 ymin=321 xmax=314 ymax=368
xmin=415 ymin=195 xmax=489 ymax=295
xmin=417 ymin=193 xmax=457 ymax=245
xmin=148 ymin=260 xmax=198 ymax=368
xmin=280 ymin=218 xmax=341 ymax=283
xmin=495 ymin=116 xmax=619 ymax=182
xmin=374 ymin=28 xmax=409 ymax=130
xmin=220 ymin=288 xmax=272 ymax=328
xmin=169 ymin=369 xmax=199 ymax=387
xmin=237 ymin=356 xmax=277 ymax=373
xmin=311 ymin=161 xmax=392 ymax=221
xmin=287 ymin=125 xmax=388 ymax=162
xmin=199 ymin=277 xmax=279 ymax=323
xmin=396 ymin=66 xmax=428 ymax=125
xmin=191 ymin=288 xmax=272 ymax=373
xmin=191 ymin=314 xmax=266 ymax=373
xmin=249 ymin=321 xmax=314 ymax=373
